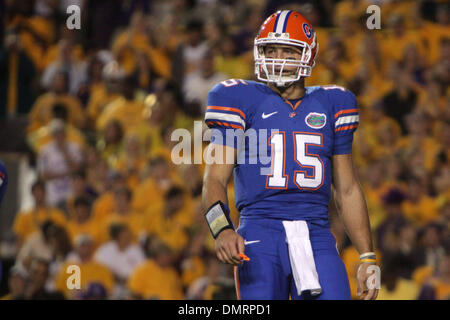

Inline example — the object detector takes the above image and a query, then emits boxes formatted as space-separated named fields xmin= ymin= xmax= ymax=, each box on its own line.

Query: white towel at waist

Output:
xmin=282 ymin=220 xmax=322 ymax=296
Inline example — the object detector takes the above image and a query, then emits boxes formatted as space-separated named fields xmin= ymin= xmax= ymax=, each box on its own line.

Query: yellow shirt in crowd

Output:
xmin=402 ymin=196 xmax=439 ymax=226
xmin=87 ymin=83 xmax=122 ymax=123
xmin=65 ymin=218 xmax=103 ymax=248
xmin=100 ymin=211 xmax=147 ymax=243
xmin=13 ymin=207 xmax=67 ymax=241
xmin=55 ymin=261 xmax=115 ymax=299
xmin=27 ymin=93 xmax=86 ymax=133
xmin=112 ymin=31 xmax=171 ymax=79
xmin=27 ymin=123 xmax=86 ymax=153
xmin=145 ymin=196 xmax=194 ymax=253
xmin=91 ymin=192 xmax=116 ymax=223
xmin=181 ymin=255 xmax=206 ymax=288
xmin=377 ymin=278 xmax=420 ymax=300
xmin=96 ymin=97 xmax=146 ymax=134
xmin=127 ymin=259 xmax=183 ymax=300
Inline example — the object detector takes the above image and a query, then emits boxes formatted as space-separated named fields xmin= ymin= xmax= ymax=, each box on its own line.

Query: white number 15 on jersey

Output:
xmin=266 ymin=132 xmax=324 ymax=190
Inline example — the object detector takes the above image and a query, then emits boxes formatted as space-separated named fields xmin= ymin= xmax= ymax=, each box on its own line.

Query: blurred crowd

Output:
xmin=0 ymin=0 xmax=449 ymax=300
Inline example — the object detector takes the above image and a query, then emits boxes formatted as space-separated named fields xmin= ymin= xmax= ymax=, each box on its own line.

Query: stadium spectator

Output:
xmin=54 ymin=234 xmax=115 ymax=299
xmin=87 ymin=59 xmax=124 ymax=125
xmin=376 ymin=188 xmax=409 ymax=253
xmin=85 ymin=148 xmax=110 ymax=195
xmin=41 ymin=38 xmax=87 ymax=95
xmin=96 ymin=119 xmax=125 ymax=169
xmin=46 ymin=224 xmax=72 ymax=292
xmin=65 ymin=195 xmax=101 ymax=247
xmin=2 ymin=1 xmax=49 ymax=71
xmin=75 ymin=282 xmax=108 ymax=300
xmin=171 ymin=19 xmax=209 ymax=91
xmin=111 ymin=10 xmax=171 ymax=81
xmin=28 ymin=71 xmax=86 ymax=133
xmin=66 ymin=170 xmax=98 ymax=218
xmin=132 ymin=156 xmax=179 ymax=214
xmin=377 ymin=253 xmax=420 ymax=300
xmin=180 ymin=232 xmax=207 ymax=291
xmin=418 ymin=253 xmax=450 ymax=300
xmin=37 ymin=119 xmax=84 ymax=207
xmin=213 ymin=34 xmax=253 ymax=80
xmin=95 ymin=74 xmax=146 ymax=135
xmin=183 ymin=50 xmax=228 ymax=115
xmin=382 ymin=14 xmax=424 ymax=63
xmin=145 ymin=186 xmax=193 ymax=254
xmin=127 ymin=236 xmax=183 ymax=299
xmin=382 ymin=69 xmax=418 ymax=135
xmin=115 ymin=133 xmax=147 ymax=190
xmin=13 ymin=181 xmax=67 ymax=248
xmin=100 ymin=186 xmax=146 ymax=243
xmin=15 ymin=220 xmax=57 ymax=270
xmin=186 ymin=253 xmax=221 ymax=300
xmin=0 ymin=27 xmax=36 ymax=118
xmin=414 ymin=223 xmax=446 ymax=268
xmin=23 ymin=258 xmax=65 ymax=300
xmin=90 ymin=166 xmax=126 ymax=223
xmin=94 ymin=223 xmax=146 ymax=297
xmin=27 ymin=103 xmax=86 ymax=154
xmin=0 ymin=264 xmax=28 ymax=300
xmin=401 ymin=174 xmax=439 ymax=225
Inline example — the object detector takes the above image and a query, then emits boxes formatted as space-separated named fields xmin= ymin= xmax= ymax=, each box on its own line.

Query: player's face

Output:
xmin=263 ymin=44 xmax=303 ymax=75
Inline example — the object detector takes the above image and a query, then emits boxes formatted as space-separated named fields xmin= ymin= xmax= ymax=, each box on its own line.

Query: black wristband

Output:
xmin=204 ymin=201 xmax=235 ymax=239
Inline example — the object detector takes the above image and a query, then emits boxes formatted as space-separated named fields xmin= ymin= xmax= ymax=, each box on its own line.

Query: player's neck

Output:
xmin=269 ymin=79 xmax=306 ymax=100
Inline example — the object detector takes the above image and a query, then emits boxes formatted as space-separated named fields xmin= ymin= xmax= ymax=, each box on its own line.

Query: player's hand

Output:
xmin=356 ymin=262 xmax=380 ymax=300
xmin=215 ymin=229 xmax=245 ymax=265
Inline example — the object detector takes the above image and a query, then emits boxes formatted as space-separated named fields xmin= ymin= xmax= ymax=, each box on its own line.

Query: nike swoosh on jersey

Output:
xmin=262 ymin=111 xmax=278 ymax=119
xmin=244 ymin=240 xmax=261 ymax=245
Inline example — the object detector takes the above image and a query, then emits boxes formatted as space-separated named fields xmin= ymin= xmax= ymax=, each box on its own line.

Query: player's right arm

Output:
xmin=202 ymin=80 xmax=249 ymax=266
xmin=202 ymin=146 xmax=245 ymax=266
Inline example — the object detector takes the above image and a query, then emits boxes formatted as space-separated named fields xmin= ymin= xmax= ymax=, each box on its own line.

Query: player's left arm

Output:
xmin=332 ymin=153 xmax=379 ymax=300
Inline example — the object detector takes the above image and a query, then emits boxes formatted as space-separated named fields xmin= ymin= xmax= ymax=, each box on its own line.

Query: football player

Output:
xmin=202 ymin=10 xmax=379 ymax=300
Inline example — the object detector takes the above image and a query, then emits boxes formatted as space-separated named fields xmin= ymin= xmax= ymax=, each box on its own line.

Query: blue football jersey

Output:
xmin=204 ymin=79 xmax=359 ymax=225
